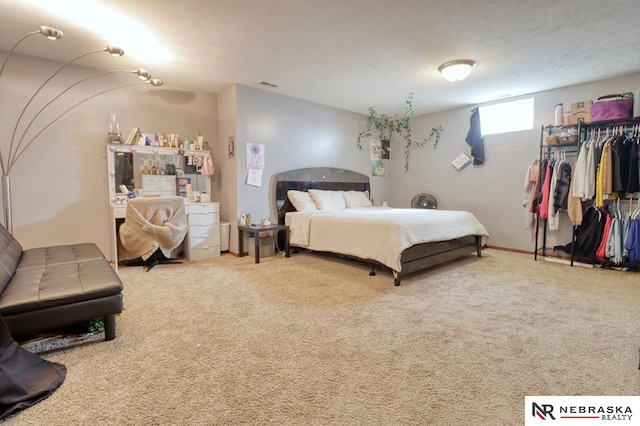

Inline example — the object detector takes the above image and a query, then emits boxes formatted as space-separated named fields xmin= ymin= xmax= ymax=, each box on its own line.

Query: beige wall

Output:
xmin=4 ymin=51 xmax=639 ymax=258
xmin=0 ymin=53 xmax=217 ymax=261
xmin=215 ymin=85 xmax=238 ymax=249
xmin=392 ymin=72 xmax=640 ymax=252
xmin=219 ymin=75 xmax=640 ymax=255
xmin=228 ymin=84 xmax=392 ymax=253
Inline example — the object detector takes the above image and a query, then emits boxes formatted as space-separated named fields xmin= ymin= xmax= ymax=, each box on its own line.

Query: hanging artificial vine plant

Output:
xmin=357 ymin=94 xmax=442 ymax=172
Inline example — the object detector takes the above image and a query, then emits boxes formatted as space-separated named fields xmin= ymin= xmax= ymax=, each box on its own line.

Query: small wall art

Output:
xmin=228 ymin=136 xmax=235 ymax=158
xmin=372 ymin=159 xmax=385 ymax=177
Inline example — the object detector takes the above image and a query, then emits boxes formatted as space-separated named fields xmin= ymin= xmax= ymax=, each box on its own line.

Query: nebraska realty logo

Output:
xmin=525 ymin=396 xmax=639 ymax=425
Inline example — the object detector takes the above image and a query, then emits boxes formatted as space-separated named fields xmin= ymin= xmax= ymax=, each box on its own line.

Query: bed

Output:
xmin=275 ymin=167 xmax=489 ymax=286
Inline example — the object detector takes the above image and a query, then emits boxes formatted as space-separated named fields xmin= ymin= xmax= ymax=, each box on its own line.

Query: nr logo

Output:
xmin=532 ymin=402 xmax=556 ymax=420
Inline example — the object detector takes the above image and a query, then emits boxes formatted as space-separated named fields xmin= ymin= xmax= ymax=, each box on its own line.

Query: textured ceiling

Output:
xmin=1 ymin=0 xmax=639 ymax=116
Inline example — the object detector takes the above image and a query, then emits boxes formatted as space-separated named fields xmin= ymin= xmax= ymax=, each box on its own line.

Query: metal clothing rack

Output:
xmin=533 ymin=123 xmax=580 ymax=263
xmin=535 ymin=117 xmax=640 ymax=267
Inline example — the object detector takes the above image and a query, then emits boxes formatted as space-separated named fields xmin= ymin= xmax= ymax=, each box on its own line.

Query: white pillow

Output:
xmin=343 ymin=191 xmax=372 ymax=208
xmin=287 ymin=190 xmax=318 ymax=212
xmin=308 ymin=189 xmax=346 ymax=210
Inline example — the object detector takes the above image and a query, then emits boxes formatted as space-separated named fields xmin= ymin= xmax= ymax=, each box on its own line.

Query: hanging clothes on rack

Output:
xmin=523 ymin=159 xmax=539 ymax=229
xmin=595 ymin=135 xmax=621 ymax=207
xmin=597 ymin=126 xmax=640 ymax=200
xmin=531 ymin=158 xmax=547 ymax=215
xmin=573 ymin=128 xmax=599 ymax=201
xmin=595 ymin=209 xmax=613 ymax=262
xmin=548 ymin=156 xmax=561 ymax=230
xmin=539 ymin=159 xmax=553 ymax=220
xmin=553 ymin=155 xmax=572 ymax=212
xmin=546 ymin=120 xmax=640 ymax=267
xmin=584 ymin=130 xmax=597 ymax=199
xmin=627 ymin=219 xmax=640 ymax=264
xmin=567 ymin=166 xmax=583 ymax=226
xmin=611 ymin=129 xmax=626 ymax=195
xmin=564 ymin=206 xmax=605 ymax=262
xmin=626 ymin=199 xmax=640 ymax=264
xmin=627 ymin=130 xmax=640 ymax=194
xmin=622 ymin=200 xmax=632 ymax=259
xmin=547 ymin=152 xmax=573 ymax=231
xmin=572 ymin=132 xmax=591 ymax=199
xmin=605 ymin=201 xmax=624 ymax=264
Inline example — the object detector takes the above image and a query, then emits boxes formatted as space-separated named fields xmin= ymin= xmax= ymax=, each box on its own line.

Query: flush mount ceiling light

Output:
xmin=438 ymin=59 xmax=477 ymax=82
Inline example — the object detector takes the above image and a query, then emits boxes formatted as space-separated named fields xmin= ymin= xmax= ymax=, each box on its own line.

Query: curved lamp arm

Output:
xmin=0 ymin=25 xmax=63 ymax=175
xmin=0 ymin=26 xmax=63 ymax=79
xmin=7 ymin=45 xmax=125 ymax=165
xmin=8 ymin=78 xmax=163 ymax=174
xmin=10 ymin=69 xmax=151 ymax=167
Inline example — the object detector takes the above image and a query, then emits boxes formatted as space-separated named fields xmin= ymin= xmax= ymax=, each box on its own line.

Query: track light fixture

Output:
xmin=136 ymin=69 xmax=151 ymax=80
xmin=39 ymin=25 xmax=64 ymax=40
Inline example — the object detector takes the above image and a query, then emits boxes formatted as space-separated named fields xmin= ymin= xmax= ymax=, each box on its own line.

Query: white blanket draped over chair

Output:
xmin=119 ymin=197 xmax=187 ymax=261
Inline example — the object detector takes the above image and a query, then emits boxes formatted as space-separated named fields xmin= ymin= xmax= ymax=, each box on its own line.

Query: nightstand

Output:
xmin=238 ymin=224 xmax=290 ymax=263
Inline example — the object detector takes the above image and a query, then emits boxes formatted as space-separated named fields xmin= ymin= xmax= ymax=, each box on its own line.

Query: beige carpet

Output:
xmin=5 ymin=249 xmax=640 ymax=425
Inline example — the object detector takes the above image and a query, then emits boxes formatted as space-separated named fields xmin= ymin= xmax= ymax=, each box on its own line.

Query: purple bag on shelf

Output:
xmin=590 ymin=94 xmax=634 ymax=123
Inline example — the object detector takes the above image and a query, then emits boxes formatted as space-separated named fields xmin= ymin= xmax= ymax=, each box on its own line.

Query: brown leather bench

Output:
xmin=0 ymin=224 xmax=123 ymax=341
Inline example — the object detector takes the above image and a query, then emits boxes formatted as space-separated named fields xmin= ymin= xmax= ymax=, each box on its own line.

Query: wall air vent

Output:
xmin=258 ymin=80 xmax=280 ymax=88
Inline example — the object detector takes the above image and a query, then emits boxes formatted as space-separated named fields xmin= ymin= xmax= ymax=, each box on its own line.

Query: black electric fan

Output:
xmin=410 ymin=193 xmax=438 ymax=209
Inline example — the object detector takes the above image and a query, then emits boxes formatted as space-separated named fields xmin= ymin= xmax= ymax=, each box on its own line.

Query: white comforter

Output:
xmin=286 ymin=207 xmax=489 ymax=272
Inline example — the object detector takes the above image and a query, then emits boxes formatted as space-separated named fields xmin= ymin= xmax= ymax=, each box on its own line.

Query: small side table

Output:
xmin=238 ymin=224 xmax=290 ymax=263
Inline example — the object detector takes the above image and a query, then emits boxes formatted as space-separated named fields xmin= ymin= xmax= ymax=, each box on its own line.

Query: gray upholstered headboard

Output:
xmin=275 ymin=167 xmax=370 ymax=224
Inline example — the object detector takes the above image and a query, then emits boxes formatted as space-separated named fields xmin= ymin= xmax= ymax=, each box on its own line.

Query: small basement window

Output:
xmin=479 ymin=98 xmax=534 ymax=136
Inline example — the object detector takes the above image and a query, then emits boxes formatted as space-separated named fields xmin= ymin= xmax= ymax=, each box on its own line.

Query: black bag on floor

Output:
xmin=560 ymin=206 xmax=605 ymax=262
xmin=0 ymin=315 xmax=66 ymax=420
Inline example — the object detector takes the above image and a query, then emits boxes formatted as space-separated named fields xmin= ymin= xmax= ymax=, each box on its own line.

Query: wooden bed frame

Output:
xmin=275 ymin=167 xmax=482 ymax=285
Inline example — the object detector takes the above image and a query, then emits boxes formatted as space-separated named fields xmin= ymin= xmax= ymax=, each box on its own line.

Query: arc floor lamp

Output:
xmin=0 ymin=26 xmax=163 ymax=233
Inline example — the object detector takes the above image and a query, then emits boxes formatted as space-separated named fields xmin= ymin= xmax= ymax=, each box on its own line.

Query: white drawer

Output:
xmin=149 ymin=175 xmax=173 ymax=184
xmin=187 ymin=203 xmax=218 ymax=214
xmin=142 ymin=175 xmax=158 ymax=186
xmin=142 ymin=175 xmax=175 ymax=187
xmin=189 ymin=214 xmax=215 ymax=226
xmin=188 ymin=245 xmax=220 ymax=261
xmin=189 ymin=234 xmax=221 ymax=250
xmin=188 ymin=223 xmax=219 ymax=238
xmin=142 ymin=176 xmax=176 ymax=195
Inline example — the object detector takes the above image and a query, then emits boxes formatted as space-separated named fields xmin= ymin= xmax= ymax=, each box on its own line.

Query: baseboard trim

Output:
xmin=485 ymin=245 xmax=534 ymax=256
xmin=486 ymin=245 xmax=581 ymax=263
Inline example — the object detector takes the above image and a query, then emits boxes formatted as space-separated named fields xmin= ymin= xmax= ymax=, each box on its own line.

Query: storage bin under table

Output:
xmin=248 ymin=235 xmax=275 ymax=258
xmin=238 ymin=224 xmax=290 ymax=264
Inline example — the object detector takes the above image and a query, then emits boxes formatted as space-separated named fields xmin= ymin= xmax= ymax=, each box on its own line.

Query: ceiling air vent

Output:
xmin=258 ymin=80 xmax=279 ymax=88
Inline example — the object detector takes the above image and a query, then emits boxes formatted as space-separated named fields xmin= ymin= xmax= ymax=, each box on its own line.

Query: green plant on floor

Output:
xmin=84 ymin=317 xmax=104 ymax=334
xmin=357 ymin=93 xmax=442 ymax=172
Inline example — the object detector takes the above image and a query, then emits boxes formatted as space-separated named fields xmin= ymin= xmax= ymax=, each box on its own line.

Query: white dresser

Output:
xmin=184 ymin=202 xmax=221 ymax=260
xmin=141 ymin=175 xmax=177 ymax=197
